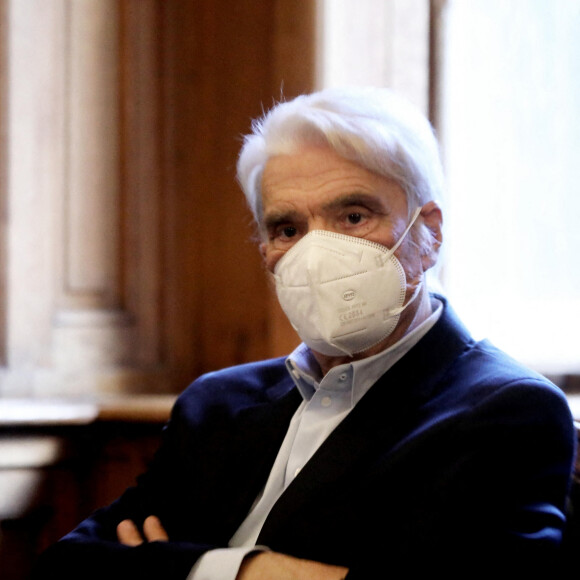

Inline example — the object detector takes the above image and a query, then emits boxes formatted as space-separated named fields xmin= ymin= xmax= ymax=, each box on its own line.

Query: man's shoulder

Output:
xmin=196 ymin=356 xmax=291 ymax=387
xmin=429 ymin=296 xmax=558 ymax=387
xmin=424 ymin=297 xmax=569 ymax=417
xmin=435 ymin=337 xmax=572 ymax=432
xmin=174 ymin=356 xmax=295 ymax=414
xmin=458 ymin=337 xmax=559 ymax=394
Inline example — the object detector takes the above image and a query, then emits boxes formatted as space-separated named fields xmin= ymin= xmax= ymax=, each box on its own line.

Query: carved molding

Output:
xmin=63 ymin=0 xmax=121 ymax=303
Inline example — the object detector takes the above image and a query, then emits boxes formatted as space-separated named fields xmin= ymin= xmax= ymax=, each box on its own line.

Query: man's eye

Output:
xmin=281 ymin=226 xmax=297 ymax=238
xmin=347 ymin=212 xmax=363 ymax=225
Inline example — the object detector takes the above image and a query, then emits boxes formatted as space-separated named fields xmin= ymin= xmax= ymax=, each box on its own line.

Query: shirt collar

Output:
xmin=286 ymin=297 xmax=444 ymax=407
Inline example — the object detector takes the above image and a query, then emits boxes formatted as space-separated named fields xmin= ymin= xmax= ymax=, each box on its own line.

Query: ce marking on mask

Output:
xmin=338 ymin=297 xmax=371 ymax=327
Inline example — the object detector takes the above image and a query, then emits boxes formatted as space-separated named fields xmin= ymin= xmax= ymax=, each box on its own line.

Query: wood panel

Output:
xmin=162 ymin=0 xmax=313 ymax=386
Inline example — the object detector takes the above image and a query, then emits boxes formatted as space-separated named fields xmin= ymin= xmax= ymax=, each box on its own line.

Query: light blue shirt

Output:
xmin=189 ymin=299 xmax=443 ymax=579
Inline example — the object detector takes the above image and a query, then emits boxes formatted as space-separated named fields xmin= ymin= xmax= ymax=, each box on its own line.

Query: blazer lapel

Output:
xmin=221 ymin=377 xmax=302 ymax=532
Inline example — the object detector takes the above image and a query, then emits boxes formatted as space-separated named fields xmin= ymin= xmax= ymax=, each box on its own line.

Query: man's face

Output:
xmin=259 ymin=145 xmax=431 ymax=300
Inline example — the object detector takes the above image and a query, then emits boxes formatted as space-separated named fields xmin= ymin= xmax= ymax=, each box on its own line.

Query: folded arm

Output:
xmin=116 ymin=515 xmax=348 ymax=580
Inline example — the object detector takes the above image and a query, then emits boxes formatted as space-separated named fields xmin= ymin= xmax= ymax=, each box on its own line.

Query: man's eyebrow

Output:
xmin=262 ymin=193 xmax=385 ymax=231
xmin=263 ymin=208 xmax=301 ymax=230
xmin=321 ymin=192 xmax=384 ymax=212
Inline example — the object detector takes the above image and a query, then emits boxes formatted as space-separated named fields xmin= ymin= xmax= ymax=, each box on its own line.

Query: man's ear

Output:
xmin=419 ymin=201 xmax=443 ymax=272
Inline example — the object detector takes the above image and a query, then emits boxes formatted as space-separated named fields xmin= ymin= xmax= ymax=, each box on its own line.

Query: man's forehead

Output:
xmin=261 ymin=148 xmax=344 ymax=189
xmin=262 ymin=158 xmax=405 ymax=212
xmin=262 ymin=147 xmax=395 ymax=193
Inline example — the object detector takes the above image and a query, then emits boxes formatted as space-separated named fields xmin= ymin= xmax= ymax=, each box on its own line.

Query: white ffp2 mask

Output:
xmin=274 ymin=208 xmax=422 ymax=357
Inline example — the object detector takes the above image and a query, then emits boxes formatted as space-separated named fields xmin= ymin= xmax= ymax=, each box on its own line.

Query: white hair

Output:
xmin=236 ymin=86 xmax=445 ymax=225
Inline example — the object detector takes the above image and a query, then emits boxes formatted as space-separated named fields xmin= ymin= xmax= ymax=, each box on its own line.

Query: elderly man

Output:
xmin=34 ymin=88 xmax=575 ymax=579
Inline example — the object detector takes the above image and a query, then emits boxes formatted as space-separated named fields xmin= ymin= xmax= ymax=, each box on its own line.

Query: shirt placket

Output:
xmin=284 ymin=367 xmax=353 ymax=486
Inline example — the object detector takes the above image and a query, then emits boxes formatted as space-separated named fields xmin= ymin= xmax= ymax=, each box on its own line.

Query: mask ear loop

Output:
xmin=381 ymin=205 xmax=424 ymax=316
xmin=379 ymin=206 xmax=423 ymax=265
xmin=389 ymin=206 xmax=422 ymax=255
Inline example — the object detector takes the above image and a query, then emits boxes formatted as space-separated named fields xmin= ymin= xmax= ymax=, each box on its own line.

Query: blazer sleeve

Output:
xmin=33 ymin=360 xmax=296 ymax=580
xmin=32 ymin=387 xmax=232 ymax=580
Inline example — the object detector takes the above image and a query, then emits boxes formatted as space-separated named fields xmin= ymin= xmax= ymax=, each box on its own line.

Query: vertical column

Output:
xmin=51 ymin=0 xmax=135 ymax=379
xmin=64 ymin=1 xmax=121 ymax=304
xmin=1 ymin=0 xmax=169 ymax=396
xmin=4 ymin=0 xmax=68 ymax=396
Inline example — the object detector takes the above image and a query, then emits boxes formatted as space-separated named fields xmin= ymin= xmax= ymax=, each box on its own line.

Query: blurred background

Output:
xmin=0 ymin=1 xmax=578 ymax=577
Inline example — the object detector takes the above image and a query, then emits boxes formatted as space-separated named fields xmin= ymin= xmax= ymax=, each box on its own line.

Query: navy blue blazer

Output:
xmin=35 ymin=298 xmax=576 ymax=578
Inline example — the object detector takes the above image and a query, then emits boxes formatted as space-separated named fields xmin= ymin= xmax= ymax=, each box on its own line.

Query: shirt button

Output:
xmin=339 ymin=373 xmax=348 ymax=381
xmin=321 ymin=396 xmax=332 ymax=407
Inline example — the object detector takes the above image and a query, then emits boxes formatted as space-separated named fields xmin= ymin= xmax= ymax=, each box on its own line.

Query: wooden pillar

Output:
xmin=162 ymin=0 xmax=316 ymax=385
